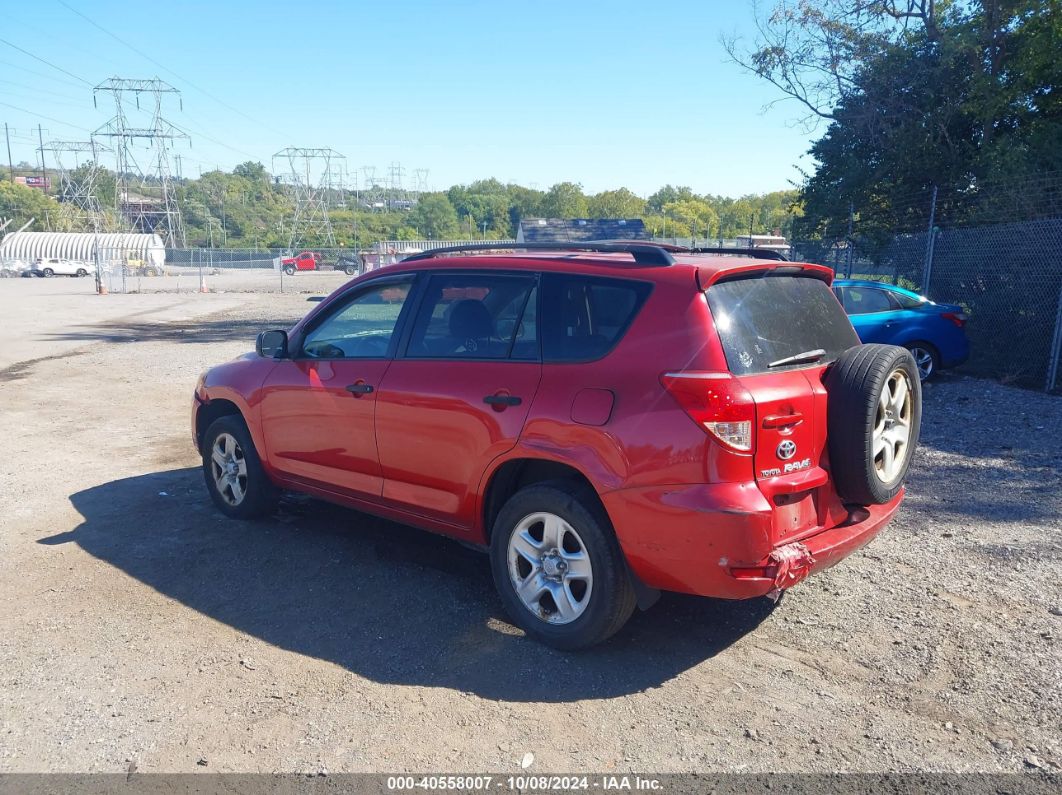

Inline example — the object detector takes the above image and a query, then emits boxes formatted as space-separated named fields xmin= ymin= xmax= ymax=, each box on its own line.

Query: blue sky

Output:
xmin=0 ymin=0 xmax=819 ymax=197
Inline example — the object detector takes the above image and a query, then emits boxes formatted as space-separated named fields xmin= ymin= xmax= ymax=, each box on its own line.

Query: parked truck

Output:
xmin=281 ymin=250 xmax=363 ymax=276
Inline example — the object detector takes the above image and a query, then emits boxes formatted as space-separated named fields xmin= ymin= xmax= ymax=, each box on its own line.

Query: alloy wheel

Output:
xmin=507 ymin=512 xmax=594 ymax=625
xmin=873 ymin=369 xmax=914 ymax=483
xmin=210 ymin=432 xmax=248 ymax=506
xmin=909 ymin=346 xmax=934 ymax=380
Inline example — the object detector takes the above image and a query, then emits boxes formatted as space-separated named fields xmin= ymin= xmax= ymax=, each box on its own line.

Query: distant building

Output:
xmin=734 ymin=234 xmax=791 ymax=253
xmin=0 ymin=231 xmax=166 ymax=269
xmin=516 ymin=218 xmax=648 ymax=244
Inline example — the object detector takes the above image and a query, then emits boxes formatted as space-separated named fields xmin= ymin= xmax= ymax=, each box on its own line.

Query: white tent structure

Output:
xmin=0 ymin=231 xmax=166 ymax=269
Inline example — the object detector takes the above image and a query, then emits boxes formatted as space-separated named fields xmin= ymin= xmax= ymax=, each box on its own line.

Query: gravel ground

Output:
xmin=0 ymin=283 xmax=1059 ymax=775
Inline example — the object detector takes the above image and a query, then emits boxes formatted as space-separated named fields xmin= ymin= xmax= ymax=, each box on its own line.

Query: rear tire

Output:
xmin=904 ymin=341 xmax=939 ymax=381
xmin=42 ymin=268 xmax=54 ymax=278
xmin=76 ymin=268 xmax=88 ymax=277
xmin=201 ymin=415 xmax=278 ymax=519
xmin=490 ymin=481 xmax=636 ymax=650
xmin=825 ymin=344 xmax=921 ymax=505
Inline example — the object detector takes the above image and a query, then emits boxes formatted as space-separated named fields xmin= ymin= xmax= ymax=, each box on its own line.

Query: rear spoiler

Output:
xmin=696 ymin=262 xmax=834 ymax=291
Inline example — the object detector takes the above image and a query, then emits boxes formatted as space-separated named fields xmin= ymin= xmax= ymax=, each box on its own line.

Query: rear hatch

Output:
xmin=705 ymin=272 xmax=860 ymax=543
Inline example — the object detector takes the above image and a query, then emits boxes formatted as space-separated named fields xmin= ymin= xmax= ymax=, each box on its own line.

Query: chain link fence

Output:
xmin=87 ymin=242 xmax=502 ymax=295
xmin=791 ymin=176 xmax=1062 ymax=392
xmin=8 ymin=183 xmax=1061 ymax=390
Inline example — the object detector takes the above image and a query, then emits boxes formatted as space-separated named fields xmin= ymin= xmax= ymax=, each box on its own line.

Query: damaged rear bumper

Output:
xmin=604 ymin=483 xmax=903 ymax=600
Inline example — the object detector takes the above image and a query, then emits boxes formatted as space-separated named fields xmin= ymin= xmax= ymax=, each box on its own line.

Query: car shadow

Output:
xmin=41 ymin=467 xmax=776 ymax=703
xmin=44 ymin=318 xmax=284 ymax=346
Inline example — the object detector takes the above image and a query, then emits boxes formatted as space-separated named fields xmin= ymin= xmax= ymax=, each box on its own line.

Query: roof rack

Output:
xmin=401 ymin=241 xmax=676 ymax=266
xmin=588 ymin=240 xmax=790 ymax=261
xmin=398 ymin=242 xmax=791 ymax=267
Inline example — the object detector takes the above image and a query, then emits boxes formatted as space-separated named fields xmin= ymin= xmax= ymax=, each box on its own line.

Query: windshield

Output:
xmin=706 ymin=275 xmax=858 ymax=375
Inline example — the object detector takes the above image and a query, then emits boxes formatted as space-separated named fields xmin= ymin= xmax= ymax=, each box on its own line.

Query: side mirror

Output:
xmin=256 ymin=329 xmax=289 ymax=359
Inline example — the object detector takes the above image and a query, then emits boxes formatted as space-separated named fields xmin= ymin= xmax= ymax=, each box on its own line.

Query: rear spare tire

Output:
xmin=825 ymin=344 xmax=921 ymax=505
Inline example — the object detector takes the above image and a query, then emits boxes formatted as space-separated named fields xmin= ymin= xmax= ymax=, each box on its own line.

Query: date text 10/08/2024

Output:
xmin=386 ymin=775 xmax=663 ymax=791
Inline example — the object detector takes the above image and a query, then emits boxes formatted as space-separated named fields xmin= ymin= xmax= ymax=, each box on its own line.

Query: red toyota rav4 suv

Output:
xmin=192 ymin=243 xmax=921 ymax=649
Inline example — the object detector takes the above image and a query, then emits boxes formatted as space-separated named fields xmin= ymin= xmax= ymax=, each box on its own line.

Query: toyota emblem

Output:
xmin=776 ymin=439 xmax=797 ymax=460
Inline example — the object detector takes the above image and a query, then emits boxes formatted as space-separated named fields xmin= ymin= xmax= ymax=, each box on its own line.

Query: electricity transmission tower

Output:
xmin=38 ymin=139 xmax=111 ymax=230
xmin=273 ymin=147 xmax=346 ymax=249
xmin=413 ymin=168 xmax=430 ymax=197
xmin=93 ymin=77 xmax=189 ymax=247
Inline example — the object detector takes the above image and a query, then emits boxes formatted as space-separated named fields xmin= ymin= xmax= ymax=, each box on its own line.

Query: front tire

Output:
xmin=283 ymin=265 xmax=296 ymax=276
xmin=76 ymin=268 xmax=88 ymax=277
xmin=490 ymin=482 xmax=636 ymax=650
xmin=42 ymin=268 xmax=54 ymax=278
xmin=201 ymin=415 xmax=278 ymax=519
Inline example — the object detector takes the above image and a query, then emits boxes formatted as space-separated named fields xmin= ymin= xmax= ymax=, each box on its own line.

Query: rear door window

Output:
xmin=405 ymin=273 xmax=538 ymax=360
xmin=706 ymin=275 xmax=858 ymax=375
xmin=541 ymin=274 xmax=651 ymax=362
xmin=838 ymin=285 xmax=900 ymax=314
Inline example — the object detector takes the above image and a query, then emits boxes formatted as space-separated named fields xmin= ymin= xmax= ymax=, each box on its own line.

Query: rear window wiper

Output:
xmin=768 ymin=348 xmax=826 ymax=368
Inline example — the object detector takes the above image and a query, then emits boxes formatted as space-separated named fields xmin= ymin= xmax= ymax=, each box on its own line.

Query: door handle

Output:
xmin=763 ymin=412 xmax=803 ymax=428
xmin=345 ymin=383 xmax=374 ymax=395
xmin=483 ymin=395 xmax=521 ymax=407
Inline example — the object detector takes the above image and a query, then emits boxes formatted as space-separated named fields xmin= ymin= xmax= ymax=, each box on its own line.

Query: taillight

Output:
xmin=660 ymin=372 xmax=756 ymax=452
xmin=941 ymin=311 xmax=967 ymax=328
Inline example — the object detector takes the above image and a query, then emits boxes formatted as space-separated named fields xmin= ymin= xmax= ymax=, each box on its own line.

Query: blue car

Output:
xmin=832 ymin=280 xmax=969 ymax=380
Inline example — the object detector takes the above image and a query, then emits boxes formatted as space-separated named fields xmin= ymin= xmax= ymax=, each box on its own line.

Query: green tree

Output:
xmin=540 ymin=182 xmax=589 ymax=218
xmin=0 ymin=182 xmax=71 ymax=230
xmin=662 ymin=198 xmax=719 ymax=239
xmin=588 ymin=188 xmax=646 ymax=218
xmin=646 ymin=185 xmax=695 ymax=213
xmin=730 ymin=0 xmax=1062 ymax=237
xmin=407 ymin=193 xmax=460 ymax=239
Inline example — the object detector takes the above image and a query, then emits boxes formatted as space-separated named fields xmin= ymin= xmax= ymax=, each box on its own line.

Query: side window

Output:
xmin=840 ymin=286 xmax=898 ymax=315
xmin=892 ymin=291 xmax=924 ymax=309
xmin=301 ymin=277 xmax=413 ymax=359
xmin=541 ymin=274 xmax=651 ymax=362
xmin=405 ymin=274 xmax=537 ymax=360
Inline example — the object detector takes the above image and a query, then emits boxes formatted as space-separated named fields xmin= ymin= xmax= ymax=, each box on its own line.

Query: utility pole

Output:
xmin=921 ymin=185 xmax=939 ymax=294
xmin=4 ymin=123 xmax=12 ymax=181
xmin=845 ymin=202 xmax=855 ymax=278
xmin=37 ymin=124 xmax=46 ymax=186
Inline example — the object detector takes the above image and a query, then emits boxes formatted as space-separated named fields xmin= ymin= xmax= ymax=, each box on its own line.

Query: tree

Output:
xmin=731 ymin=0 xmax=1062 ymax=238
xmin=662 ymin=198 xmax=720 ymax=239
xmin=0 ymin=182 xmax=71 ymax=230
xmin=647 ymin=185 xmax=695 ymax=213
xmin=588 ymin=188 xmax=646 ymax=218
xmin=407 ymin=193 xmax=460 ymax=239
xmin=540 ymin=182 xmax=589 ymax=218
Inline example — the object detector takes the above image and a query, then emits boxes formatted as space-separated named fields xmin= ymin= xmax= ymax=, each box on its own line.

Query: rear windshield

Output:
xmin=706 ymin=275 xmax=858 ymax=375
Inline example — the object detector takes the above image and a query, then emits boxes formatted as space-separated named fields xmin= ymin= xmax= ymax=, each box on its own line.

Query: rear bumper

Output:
xmin=602 ymin=483 xmax=902 ymax=599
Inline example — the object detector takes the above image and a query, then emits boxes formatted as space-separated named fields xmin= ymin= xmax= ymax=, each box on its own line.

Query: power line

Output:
xmin=0 ymin=59 xmax=89 ymax=91
xmin=168 ymin=118 xmax=259 ymax=161
xmin=55 ymin=0 xmax=288 ymax=140
xmin=0 ymin=100 xmax=93 ymax=133
xmin=0 ymin=38 xmax=93 ymax=86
